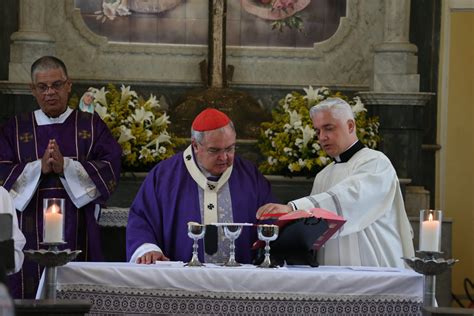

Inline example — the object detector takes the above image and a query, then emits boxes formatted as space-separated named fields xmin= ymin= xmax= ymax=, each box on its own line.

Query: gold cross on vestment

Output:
xmin=107 ymin=179 xmax=116 ymax=192
xmin=19 ymin=132 xmax=33 ymax=143
xmin=78 ymin=130 xmax=91 ymax=139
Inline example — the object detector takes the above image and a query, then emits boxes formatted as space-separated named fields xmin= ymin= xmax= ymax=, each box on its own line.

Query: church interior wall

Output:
xmin=438 ymin=6 xmax=474 ymax=303
xmin=2 ymin=0 xmax=473 ymax=307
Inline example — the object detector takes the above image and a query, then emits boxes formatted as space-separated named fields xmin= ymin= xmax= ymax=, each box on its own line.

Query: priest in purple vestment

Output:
xmin=0 ymin=56 xmax=122 ymax=298
xmin=126 ymin=108 xmax=276 ymax=265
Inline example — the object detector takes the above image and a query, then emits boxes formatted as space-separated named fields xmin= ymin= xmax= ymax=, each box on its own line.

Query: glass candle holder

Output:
xmin=43 ymin=198 xmax=65 ymax=243
xmin=419 ymin=209 xmax=442 ymax=252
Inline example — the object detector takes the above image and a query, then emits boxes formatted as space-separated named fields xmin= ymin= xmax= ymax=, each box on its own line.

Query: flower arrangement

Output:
xmin=242 ymin=0 xmax=310 ymax=32
xmin=70 ymin=84 xmax=183 ymax=171
xmin=258 ymin=86 xmax=380 ymax=177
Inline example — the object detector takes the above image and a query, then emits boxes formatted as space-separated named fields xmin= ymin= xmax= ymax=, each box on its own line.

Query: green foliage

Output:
xmin=258 ymin=87 xmax=380 ymax=177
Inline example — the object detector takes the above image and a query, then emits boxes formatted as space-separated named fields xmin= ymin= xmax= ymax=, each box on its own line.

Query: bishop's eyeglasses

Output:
xmin=34 ymin=79 xmax=68 ymax=94
xmin=198 ymin=142 xmax=236 ymax=156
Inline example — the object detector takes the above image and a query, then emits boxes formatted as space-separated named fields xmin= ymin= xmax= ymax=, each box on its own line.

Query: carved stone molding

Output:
xmin=357 ymin=91 xmax=435 ymax=106
xmin=5 ymin=0 xmax=382 ymax=88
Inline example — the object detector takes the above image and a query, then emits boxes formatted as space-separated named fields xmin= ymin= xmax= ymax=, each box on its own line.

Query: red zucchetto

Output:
xmin=192 ymin=108 xmax=231 ymax=132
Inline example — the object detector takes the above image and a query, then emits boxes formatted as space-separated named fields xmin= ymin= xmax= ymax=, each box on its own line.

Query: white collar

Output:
xmin=334 ymin=139 xmax=359 ymax=162
xmin=34 ymin=107 xmax=73 ymax=126
xmin=183 ymin=145 xmax=233 ymax=224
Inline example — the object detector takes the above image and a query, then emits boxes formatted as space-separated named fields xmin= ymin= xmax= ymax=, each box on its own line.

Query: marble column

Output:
xmin=9 ymin=0 xmax=55 ymax=83
xmin=373 ymin=0 xmax=419 ymax=92
xmin=359 ymin=0 xmax=433 ymax=186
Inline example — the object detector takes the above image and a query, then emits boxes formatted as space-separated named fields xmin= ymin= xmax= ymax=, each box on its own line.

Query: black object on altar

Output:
xmin=253 ymin=217 xmax=329 ymax=267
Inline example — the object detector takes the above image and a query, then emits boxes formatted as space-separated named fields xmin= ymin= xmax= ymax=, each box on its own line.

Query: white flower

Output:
xmin=120 ymin=85 xmax=138 ymax=104
xmin=131 ymin=107 xmax=154 ymax=124
xmin=147 ymin=132 xmax=172 ymax=152
xmin=298 ymin=158 xmax=306 ymax=167
xmin=144 ymin=129 xmax=153 ymax=139
xmin=94 ymin=103 xmax=110 ymax=120
xmin=91 ymin=87 xmax=109 ymax=106
xmin=267 ymin=156 xmax=277 ymax=165
xmin=139 ymin=147 xmax=151 ymax=159
xmin=351 ymin=96 xmax=367 ymax=114
xmin=284 ymin=93 xmax=293 ymax=105
xmin=303 ymin=86 xmax=319 ymax=101
xmin=145 ymin=94 xmax=160 ymax=108
xmin=304 ymin=86 xmax=330 ymax=102
xmin=288 ymin=110 xmax=302 ymax=128
xmin=301 ymin=125 xmax=316 ymax=147
xmin=153 ymin=112 xmax=170 ymax=127
xmin=117 ymin=126 xmax=135 ymax=144
xmin=158 ymin=146 xmax=167 ymax=154
xmin=312 ymin=142 xmax=321 ymax=151
xmin=295 ymin=138 xmax=303 ymax=147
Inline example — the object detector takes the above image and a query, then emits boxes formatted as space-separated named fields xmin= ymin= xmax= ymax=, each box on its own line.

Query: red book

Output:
xmin=253 ymin=208 xmax=346 ymax=251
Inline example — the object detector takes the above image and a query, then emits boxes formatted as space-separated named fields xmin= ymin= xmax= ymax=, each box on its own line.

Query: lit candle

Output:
xmin=44 ymin=203 xmax=64 ymax=243
xmin=419 ymin=212 xmax=441 ymax=252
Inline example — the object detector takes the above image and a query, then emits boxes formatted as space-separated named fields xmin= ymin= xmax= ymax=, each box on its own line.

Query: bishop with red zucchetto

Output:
xmin=126 ymin=108 xmax=276 ymax=265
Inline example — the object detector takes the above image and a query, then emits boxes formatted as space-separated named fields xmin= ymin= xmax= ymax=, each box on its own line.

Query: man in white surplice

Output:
xmin=0 ymin=187 xmax=26 ymax=274
xmin=257 ymin=97 xmax=415 ymax=268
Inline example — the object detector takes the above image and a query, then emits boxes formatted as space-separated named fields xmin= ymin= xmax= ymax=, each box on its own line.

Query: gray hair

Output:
xmin=191 ymin=121 xmax=236 ymax=143
xmin=31 ymin=56 xmax=68 ymax=82
xmin=309 ymin=97 xmax=354 ymax=121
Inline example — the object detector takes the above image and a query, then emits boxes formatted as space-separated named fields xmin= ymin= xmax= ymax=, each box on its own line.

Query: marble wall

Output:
xmin=7 ymin=0 xmax=384 ymax=90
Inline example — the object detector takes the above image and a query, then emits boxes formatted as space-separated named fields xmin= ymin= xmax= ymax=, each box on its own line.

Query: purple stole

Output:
xmin=3 ymin=110 xmax=113 ymax=299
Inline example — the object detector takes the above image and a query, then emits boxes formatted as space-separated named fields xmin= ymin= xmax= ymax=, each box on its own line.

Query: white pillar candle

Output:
xmin=43 ymin=203 xmax=64 ymax=243
xmin=419 ymin=212 xmax=441 ymax=252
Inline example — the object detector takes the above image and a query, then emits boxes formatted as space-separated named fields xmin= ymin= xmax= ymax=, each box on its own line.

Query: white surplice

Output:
xmin=0 ymin=187 xmax=26 ymax=273
xmin=291 ymin=147 xmax=415 ymax=268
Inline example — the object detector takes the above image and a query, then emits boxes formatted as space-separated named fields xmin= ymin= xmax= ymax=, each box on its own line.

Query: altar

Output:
xmin=38 ymin=262 xmax=423 ymax=315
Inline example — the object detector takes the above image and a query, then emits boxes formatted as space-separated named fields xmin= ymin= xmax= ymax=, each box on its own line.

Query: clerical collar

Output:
xmin=334 ymin=140 xmax=365 ymax=163
xmin=183 ymin=145 xmax=233 ymax=224
xmin=34 ymin=107 xmax=73 ymax=126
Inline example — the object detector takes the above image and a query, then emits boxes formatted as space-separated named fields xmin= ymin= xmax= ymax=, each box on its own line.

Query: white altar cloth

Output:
xmin=39 ymin=262 xmax=423 ymax=315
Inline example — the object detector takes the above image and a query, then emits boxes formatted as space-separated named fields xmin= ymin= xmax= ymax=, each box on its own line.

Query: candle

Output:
xmin=419 ymin=211 xmax=441 ymax=252
xmin=43 ymin=202 xmax=64 ymax=243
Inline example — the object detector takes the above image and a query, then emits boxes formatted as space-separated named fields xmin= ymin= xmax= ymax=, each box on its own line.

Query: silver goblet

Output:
xmin=222 ymin=224 xmax=243 ymax=267
xmin=185 ymin=222 xmax=206 ymax=267
xmin=257 ymin=224 xmax=279 ymax=268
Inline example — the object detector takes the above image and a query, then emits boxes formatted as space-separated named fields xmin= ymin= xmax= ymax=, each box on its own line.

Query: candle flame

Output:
xmin=50 ymin=203 xmax=61 ymax=214
xmin=428 ymin=213 xmax=433 ymax=221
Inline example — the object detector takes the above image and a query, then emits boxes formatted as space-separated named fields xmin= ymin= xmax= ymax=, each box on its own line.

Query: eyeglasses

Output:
xmin=198 ymin=142 xmax=236 ymax=156
xmin=34 ymin=80 xmax=68 ymax=94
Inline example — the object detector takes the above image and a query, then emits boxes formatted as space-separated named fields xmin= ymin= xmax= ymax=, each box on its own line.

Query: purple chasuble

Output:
xmin=0 ymin=110 xmax=121 ymax=298
xmin=126 ymin=151 xmax=276 ymax=263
